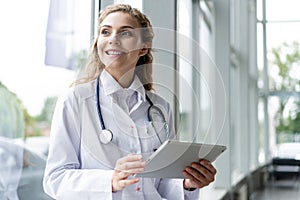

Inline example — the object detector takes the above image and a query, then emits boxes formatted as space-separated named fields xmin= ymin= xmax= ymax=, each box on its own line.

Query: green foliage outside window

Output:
xmin=270 ymin=41 xmax=300 ymax=91
xmin=270 ymin=41 xmax=300 ymax=142
xmin=34 ymin=97 xmax=57 ymax=127
xmin=0 ymin=81 xmax=25 ymax=138
xmin=0 ymin=81 xmax=58 ymax=138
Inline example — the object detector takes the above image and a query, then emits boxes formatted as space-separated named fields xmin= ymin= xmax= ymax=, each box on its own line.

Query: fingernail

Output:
xmin=203 ymin=160 xmax=210 ymax=165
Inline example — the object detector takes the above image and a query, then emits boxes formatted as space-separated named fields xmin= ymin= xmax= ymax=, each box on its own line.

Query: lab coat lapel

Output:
xmin=81 ymin=100 xmax=126 ymax=169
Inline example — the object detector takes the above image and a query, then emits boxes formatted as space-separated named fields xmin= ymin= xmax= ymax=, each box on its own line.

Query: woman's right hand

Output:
xmin=112 ymin=154 xmax=145 ymax=192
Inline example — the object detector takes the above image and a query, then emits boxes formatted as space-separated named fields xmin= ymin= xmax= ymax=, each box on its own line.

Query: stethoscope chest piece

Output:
xmin=96 ymin=75 xmax=168 ymax=145
xmin=99 ymin=129 xmax=113 ymax=144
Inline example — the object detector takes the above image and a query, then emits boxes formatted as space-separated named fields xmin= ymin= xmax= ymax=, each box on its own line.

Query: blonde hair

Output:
xmin=74 ymin=4 xmax=154 ymax=90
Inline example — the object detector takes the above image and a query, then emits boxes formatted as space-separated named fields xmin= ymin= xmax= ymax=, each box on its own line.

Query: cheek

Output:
xmin=123 ymin=38 xmax=142 ymax=51
xmin=96 ymin=40 xmax=105 ymax=57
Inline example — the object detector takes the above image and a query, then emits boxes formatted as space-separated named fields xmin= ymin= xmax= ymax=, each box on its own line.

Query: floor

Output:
xmin=251 ymin=178 xmax=300 ymax=200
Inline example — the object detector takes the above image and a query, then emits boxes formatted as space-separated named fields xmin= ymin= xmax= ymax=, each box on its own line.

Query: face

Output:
xmin=97 ymin=12 xmax=147 ymax=74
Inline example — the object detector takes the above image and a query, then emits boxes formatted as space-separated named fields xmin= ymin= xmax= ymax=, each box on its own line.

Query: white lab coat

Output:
xmin=43 ymin=70 xmax=199 ymax=200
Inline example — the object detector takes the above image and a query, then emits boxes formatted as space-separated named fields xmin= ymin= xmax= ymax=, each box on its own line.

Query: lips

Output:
xmin=105 ymin=49 xmax=126 ymax=55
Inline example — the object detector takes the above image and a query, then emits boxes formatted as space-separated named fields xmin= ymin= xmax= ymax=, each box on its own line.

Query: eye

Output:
xmin=100 ymin=29 xmax=110 ymax=36
xmin=119 ymin=30 xmax=133 ymax=37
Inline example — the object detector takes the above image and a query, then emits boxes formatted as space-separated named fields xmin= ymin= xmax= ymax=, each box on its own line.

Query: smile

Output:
xmin=105 ymin=50 xmax=126 ymax=55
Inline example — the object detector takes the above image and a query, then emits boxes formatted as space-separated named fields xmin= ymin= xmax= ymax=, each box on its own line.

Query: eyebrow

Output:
xmin=100 ymin=25 xmax=135 ymax=29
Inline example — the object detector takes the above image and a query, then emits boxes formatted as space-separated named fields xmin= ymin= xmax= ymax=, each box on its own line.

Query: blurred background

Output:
xmin=0 ymin=0 xmax=300 ymax=199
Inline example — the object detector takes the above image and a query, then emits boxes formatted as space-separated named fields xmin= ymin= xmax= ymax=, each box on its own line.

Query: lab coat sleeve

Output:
xmin=43 ymin=89 xmax=114 ymax=200
xmin=158 ymin=179 xmax=199 ymax=200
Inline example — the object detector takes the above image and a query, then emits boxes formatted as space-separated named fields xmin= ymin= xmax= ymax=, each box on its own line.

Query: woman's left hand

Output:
xmin=182 ymin=159 xmax=217 ymax=189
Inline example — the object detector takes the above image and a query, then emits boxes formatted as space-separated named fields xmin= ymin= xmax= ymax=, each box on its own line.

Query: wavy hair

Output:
xmin=74 ymin=4 xmax=154 ymax=91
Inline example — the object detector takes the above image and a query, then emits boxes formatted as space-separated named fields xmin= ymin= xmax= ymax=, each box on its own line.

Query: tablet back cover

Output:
xmin=136 ymin=140 xmax=226 ymax=178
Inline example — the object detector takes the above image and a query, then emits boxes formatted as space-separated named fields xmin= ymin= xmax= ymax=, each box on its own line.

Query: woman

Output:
xmin=43 ymin=4 xmax=216 ymax=200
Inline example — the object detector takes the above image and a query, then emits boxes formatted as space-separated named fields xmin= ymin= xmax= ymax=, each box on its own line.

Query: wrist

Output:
xmin=183 ymin=179 xmax=196 ymax=191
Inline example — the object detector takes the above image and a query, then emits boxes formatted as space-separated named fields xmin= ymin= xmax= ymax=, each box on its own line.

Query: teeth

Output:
xmin=106 ymin=51 xmax=123 ymax=55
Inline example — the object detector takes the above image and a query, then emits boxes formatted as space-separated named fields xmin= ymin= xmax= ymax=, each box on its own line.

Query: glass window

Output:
xmin=266 ymin=22 xmax=300 ymax=148
xmin=230 ymin=66 xmax=241 ymax=173
xmin=269 ymin=95 xmax=300 ymax=144
xmin=178 ymin=0 xmax=215 ymax=143
xmin=199 ymin=1 xmax=213 ymax=61
xmin=256 ymin=0 xmax=263 ymax=21
xmin=45 ymin=0 xmax=92 ymax=69
xmin=266 ymin=0 xmax=300 ymax=21
xmin=268 ymin=38 xmax=300 ymax=92
xmin=258 ymin=98 xmax=266 ymax=163
xmin=257 ymin=23 xmax=264 ymax=89
xmin=0 ymin=0 xmax=93 ymax=199
xmin=177 ymin=0 xmax=193 ymax=141
xmin=114 ymin=0 xmax=142 ymax=10
xmin=249 ymin=82 xmax=259 ymax=169
xmin=258 ymin=0 xmax=300 ymax=158
xmin=266 ymin=23 xmax=300 ymax=50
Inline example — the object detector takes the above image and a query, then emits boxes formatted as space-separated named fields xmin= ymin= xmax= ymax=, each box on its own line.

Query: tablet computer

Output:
xmin=136 ymin=140 xmax=227 ymax=178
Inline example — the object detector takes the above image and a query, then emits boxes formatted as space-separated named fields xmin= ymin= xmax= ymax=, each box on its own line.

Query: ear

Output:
xmin=139 ymin=42 xmax=151 ymax=56
xmin=139 ymin=48 xmax=148 ymax=56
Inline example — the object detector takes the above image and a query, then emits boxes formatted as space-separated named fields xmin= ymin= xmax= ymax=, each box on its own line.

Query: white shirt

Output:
xmin=43 ymin=70 xmax=199 ymax=200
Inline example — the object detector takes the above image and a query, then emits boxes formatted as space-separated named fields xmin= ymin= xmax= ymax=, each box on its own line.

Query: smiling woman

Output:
xmin=42 ymin=4 xmax=217 ymax=200
xmin=97 ymin=12 xmax=149 ymax=87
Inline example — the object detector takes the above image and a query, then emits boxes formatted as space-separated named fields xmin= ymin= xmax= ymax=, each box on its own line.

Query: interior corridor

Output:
xmin=252 ymin=179 xmax=300 ymax=200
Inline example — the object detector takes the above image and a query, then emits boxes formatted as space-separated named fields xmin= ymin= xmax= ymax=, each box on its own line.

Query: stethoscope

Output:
xmin=96 ymin=75 xmax=170 ymax=144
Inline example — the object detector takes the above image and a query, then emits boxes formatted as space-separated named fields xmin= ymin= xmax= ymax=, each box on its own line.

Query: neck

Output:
xmin=105 ymin=68 xmax=135 ymax=88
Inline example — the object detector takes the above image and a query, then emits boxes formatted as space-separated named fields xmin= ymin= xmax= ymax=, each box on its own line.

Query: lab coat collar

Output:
xmin=100 ymin=69 xmax=146 ymax=101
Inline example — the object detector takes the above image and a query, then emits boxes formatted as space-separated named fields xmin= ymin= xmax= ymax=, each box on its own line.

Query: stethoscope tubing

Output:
xmin=95 ymin=75 xmax=168 ymax=144
xmin=96 ymin=75 xmax=106 ymax=130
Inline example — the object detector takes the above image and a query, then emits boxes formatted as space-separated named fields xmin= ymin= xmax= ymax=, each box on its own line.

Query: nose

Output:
xmin=108 ymin=34 xmax=120 ymax=46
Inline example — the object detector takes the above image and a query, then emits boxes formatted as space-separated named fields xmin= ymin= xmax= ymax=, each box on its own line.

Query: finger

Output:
xmin=184 ymin=166 xmax=206 ymax=182
xmin=118 ymin=160 xmax=145 ymax=170
xmin=113 ymin=178 xmax=140 ymax=191
xmin=190 ymin=163 xmax=215 ymax=181
xmin=200 ymin=160 xmax=217 ymax=175
xmin=115 ymin=162 xmax=145 ymax=173
xmin=184 ymin=164 xmax=215 ymax=188
xmin=182 ymin=170 xmax=205 ymax=188
xmin=115 ymin=155 xmax=145 ymax=172
xmin=117 ymin=167 xmax=144 ymax=178
xmin=118 ymin=154 xmax=143 ymax=165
